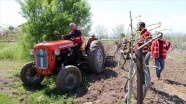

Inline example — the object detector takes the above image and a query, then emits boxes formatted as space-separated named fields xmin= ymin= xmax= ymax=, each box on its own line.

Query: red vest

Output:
xmin=69 ymin=29 xmax=83 ymax=44
xmin=135 ymin=29 xmax=152 ymax=52
xmin=151 ymin=39 xmax=171 ymax=60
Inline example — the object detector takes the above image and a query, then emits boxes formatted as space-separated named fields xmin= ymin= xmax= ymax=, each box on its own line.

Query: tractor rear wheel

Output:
xmin=87 ymin=40 xmax=105 ymax=73
xmin=56 ymin=65 xmax=82 ymax=92
xmin=20 ymin=62 xmax=44 ymax=86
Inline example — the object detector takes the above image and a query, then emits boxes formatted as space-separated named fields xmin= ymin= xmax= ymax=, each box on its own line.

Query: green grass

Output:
xmin=26 ymin=90 xmax=74 ymax=104
xmin=0 ymin=93 xmax=19 ymax=104
xmin=0 ymin=42 xmax=33 ymax=60
xmin=0 ymin=42 xmax=21 ymax=60
xmin=0 ymin=59 xmax=76 ymax=104
xmin=0 ymin=42 xmax=78 ymax=104
xmin=0 ymin=59 xmax=26 ymax=69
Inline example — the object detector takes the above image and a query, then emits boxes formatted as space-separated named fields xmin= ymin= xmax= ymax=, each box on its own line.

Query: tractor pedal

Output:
xmin=77 ymin=61 xmax=83 ymax=66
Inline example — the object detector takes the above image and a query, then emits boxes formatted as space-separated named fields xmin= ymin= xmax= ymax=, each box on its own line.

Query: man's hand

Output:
xmin=61 ymin=35 xmax=65 ymax=40
xmin=150 ymin=56 xmax=153 ymax=60
xmin=167 ymin=40 xmax=170 ymax=43
xmin=166 ymin=40 xmax=171 ymax=46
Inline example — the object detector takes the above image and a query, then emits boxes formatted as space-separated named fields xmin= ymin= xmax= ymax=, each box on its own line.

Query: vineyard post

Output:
xmin=136 ymin=47 xmax=143 ymax=104
xmin=126 ymin=11 xmax=133 ymax=104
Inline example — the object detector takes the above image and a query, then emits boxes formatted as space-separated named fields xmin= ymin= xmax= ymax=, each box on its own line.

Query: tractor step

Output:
xmin=77 ymin=61 xmax=83 ymax=66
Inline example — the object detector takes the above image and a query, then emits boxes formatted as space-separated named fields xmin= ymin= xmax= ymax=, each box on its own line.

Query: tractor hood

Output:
xmin=34 ymin=40 xmax=74 ymax=50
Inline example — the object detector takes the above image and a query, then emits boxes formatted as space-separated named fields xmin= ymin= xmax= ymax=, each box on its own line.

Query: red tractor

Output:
xmin=20 ymin=34 xmax=105 ymax=92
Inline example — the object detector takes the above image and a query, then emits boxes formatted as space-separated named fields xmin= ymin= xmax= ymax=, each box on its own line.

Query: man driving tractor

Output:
xmin=62 ymin=23 xmax=83 ymax=43
xmin=21 ymin=23 xmax=105 ymax=92
xmin=54 ymin=23 xmax=83 ymax=63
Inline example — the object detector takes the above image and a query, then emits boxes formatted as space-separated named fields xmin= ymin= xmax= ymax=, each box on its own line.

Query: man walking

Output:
xmin=151 ymin=32 xmax=171 ymax=80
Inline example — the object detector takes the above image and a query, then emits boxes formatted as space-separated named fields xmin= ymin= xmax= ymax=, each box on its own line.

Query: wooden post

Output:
xmin=136 ymin=48 xmax=143 ymax=104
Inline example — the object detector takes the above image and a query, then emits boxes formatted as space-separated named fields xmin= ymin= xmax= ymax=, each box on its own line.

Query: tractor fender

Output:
xmin=85 ymin=36 xmax=98 ymax=53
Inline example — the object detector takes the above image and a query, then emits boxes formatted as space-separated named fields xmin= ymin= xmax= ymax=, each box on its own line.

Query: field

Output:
xmin=0 ymin=42 xmax=186 ymax=104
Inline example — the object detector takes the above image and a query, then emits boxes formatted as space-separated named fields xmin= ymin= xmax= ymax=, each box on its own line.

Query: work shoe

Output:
xmin=126 ymin=57 xmax=131 ymax=60
xmin=157 ymin=78 xmax=161 ymax=80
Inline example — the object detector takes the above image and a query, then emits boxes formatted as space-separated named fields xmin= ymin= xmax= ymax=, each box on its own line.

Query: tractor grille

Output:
xmin=35 ymin=49 xmax=48 ymax=69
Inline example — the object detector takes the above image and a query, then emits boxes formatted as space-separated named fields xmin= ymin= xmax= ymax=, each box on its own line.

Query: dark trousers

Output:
xmin=143 ymin=52 xmax=150 ymax=83
xmin=73 ymin=43 xmax=82 ymax=61
xmin=155 ymin=57 xmax=165 ymax=78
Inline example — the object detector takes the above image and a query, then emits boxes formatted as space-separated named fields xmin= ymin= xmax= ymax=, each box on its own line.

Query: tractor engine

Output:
xmin=31 ymin=40 xmax=74 ymax=75
xmin=54 ymin=47 xmax=74 ymax=73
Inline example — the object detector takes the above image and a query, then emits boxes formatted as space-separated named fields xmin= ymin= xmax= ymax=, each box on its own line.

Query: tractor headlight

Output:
xmin=54 ymin=49 xmax=60 ymax=56
xmin=30 ymin=49 xmax=34 ymax=55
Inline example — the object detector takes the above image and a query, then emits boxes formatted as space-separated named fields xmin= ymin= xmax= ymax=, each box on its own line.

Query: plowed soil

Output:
xmin=74 ymin=42 xmax=186 ymax=104
xmin=0 ymin=41 xmax=185 ymax=104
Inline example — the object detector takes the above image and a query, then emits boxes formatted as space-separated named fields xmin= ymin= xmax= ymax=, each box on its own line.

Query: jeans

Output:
xmin=143 ymin=53 xmax=150 ymax=83
xmin=155 ymin=57 xmax=165 ymax=78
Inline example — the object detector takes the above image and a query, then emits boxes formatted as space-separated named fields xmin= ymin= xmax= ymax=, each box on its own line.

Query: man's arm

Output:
xmin=69 ymin=30 xmax=81 ymax=37
xmin=166 ymin=41 xmax=171 ymax=51
xmin=138 ymin=31 xmax=151 ymax=43
xmin=151 ymin=41 xmax=155 ymax=57
xmin=64 ymin=30 xmax=81 ymax=39
xmin=64 ymin=34 xmax=73 ymax=39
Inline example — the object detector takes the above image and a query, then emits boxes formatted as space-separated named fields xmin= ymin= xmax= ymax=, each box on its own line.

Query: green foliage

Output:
xmin=0 ymin=93 xmax=19 ymax=104
xmin=25 ymin=88 xmax=74 ymax=104
xmin=26 ymin=91 xmax=51 ymax=104
xmin=120 ymin=33 xmax=125 ymax=38
xmin=42 ymin=77 xmax=57 ymax=89
xmin=25 ymin=77 xmax=75 ymax=104
xmin=17 ymin=0 xmax=91 ymax=57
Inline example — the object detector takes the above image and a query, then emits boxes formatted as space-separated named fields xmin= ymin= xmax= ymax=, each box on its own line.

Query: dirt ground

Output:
xmin=0 ymin=41 xmax=185 ymax=104
xmin=74 ymin=42 xmax=186 ymax=104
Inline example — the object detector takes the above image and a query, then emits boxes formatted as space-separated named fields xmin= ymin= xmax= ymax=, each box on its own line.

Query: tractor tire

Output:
xmin=20 ymin=62 xmax=44 ymax=86
xmin=87 ymin=40 xmax=105 ymax=73
xmin=56 ymin=65 xmax=82 ymax=92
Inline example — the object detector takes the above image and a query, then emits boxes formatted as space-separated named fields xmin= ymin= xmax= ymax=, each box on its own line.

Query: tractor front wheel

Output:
xmin=20 ymin=62 xmax=44 ymax=86
xmin=56 ymin=65 xmax=82 ymax=92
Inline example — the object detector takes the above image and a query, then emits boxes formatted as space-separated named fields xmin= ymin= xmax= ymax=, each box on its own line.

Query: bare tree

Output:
xmin=112 ymin=24 xmax=125 ymax=38
xmin=94 ymin=25 xmax=108 ymax=40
